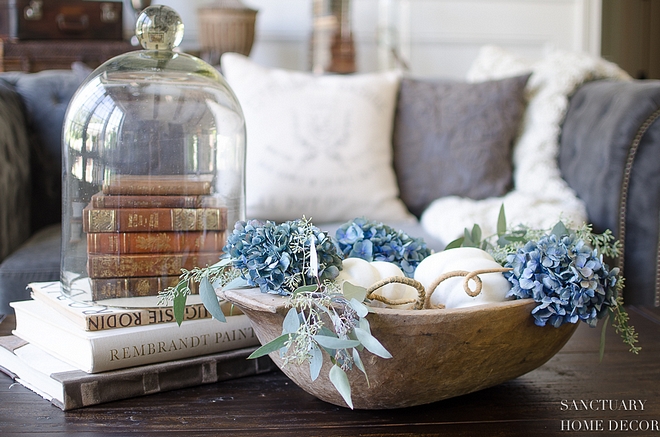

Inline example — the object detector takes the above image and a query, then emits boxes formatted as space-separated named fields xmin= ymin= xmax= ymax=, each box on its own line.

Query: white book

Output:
xmin=0 ymin=335 xmax=274 ymax=410
xmin=11 ymin=299 xmax=259 ymax=373
xmin=29 ymin=281 xmax=213 ymax=331
xmin=0 ymin=335 xmax=72 ymax=405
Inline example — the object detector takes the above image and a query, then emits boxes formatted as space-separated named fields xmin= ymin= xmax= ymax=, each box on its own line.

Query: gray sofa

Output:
xmin=1 ymin=69 xmax=659 ymax=314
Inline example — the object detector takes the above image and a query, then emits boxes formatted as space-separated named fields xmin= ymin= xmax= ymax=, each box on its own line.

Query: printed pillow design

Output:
xmin=221 ymin=53 xmax=413 ymax=223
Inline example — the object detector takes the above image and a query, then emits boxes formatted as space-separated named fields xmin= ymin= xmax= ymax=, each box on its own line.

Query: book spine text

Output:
xmin=83 ymin=207 xmax=228 ymax=233
xmin=89 ymin=275 xmax=201 ymax=299
xmin=87 ymin=231 xmax=226 ymax=254
xmin=91 ymin=193 xmax=220 ymax=209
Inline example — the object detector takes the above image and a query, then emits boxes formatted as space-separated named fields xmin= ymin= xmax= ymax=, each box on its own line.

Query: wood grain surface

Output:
xmin=1 ymin=306 xmax=658 ymax=436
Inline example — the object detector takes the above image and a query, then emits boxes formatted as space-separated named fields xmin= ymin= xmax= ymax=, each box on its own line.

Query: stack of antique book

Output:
xmin=0 ymin=282 xmax=272 ymax=410
xmin=84 ymin=175 xmax=228 ymax=301
xmin=0 ymin=175 xmax=273 ymax=410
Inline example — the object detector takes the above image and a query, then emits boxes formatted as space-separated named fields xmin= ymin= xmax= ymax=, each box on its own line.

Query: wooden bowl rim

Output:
xmin=222 ymin=286 xmax=536 ymax=318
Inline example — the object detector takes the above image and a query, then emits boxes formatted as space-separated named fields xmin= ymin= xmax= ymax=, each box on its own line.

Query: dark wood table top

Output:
xmin=1 ymin=305 xmax=659 ymax=436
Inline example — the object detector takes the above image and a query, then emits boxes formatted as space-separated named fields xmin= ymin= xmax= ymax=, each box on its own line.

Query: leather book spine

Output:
xmin=87 ymin=252 xmax=223 ymax=279
xmin=82 ymin=206 xmax=228 ymax=233
xmin=87 ymin=231 xmax=227 ymax=254
xmin=102 ymin=175 xmax=213 ymax=196
xmin=90 ymin=192 xmax=220 ymax=209
xmin=90 ymin=275 xmax=200 ymax=300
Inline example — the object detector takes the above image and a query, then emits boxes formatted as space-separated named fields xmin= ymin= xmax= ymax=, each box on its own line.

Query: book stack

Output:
xmin=84 ymin=175 xmax=228 ymax=301
xmin=0 ymin=282 xmax=274 ymax=410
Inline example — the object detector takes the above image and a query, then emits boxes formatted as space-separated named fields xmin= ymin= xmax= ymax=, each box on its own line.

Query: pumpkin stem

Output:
xmin=366 ymin=276 xmax=426 ymax=310
xmin=424 ymin=268 xmax=513 ymax=309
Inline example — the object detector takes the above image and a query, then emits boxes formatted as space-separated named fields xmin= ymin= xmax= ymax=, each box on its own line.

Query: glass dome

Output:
xmin=61 ymin=5 xmax=246 ymax=307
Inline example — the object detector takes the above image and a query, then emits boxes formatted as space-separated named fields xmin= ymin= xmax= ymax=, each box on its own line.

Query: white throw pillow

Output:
xmin=221 ymin=53 xmax=414 ymax=224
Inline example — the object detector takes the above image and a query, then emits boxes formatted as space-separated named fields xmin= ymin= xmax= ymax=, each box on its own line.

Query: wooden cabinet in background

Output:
xmin=0 ymin=38 xmax=135 ymax=72
xmin=602 ymin=0 xmax=660 ymax=79
xmin=0 ymin=0 xmax=124 ymax=41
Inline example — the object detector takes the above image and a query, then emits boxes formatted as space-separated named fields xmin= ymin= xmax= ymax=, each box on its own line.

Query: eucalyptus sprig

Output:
xmin=248 ymin=280 xmax=392 ymax=410
xmin=161 ymin=217 xmax=392 ymax=409
xmin=602 ymin=291 xmax=641 ymax=357
xmin=158 ymin=258 xmax=244 ymax=325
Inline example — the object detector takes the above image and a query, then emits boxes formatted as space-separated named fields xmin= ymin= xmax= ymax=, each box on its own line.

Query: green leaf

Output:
xmin=248 ymin=333 xmax=293 ymax=359
xmin=173 ymin=282 xmax=188 ymax=326
xmin=313 ymin=335 xmax=361 ymax=350
xmin=319 ymin=326 xmax=336 ymax=337
xmin=354 ymin=327 xmax=392 ymax=359
xmin=471 ymin=224 xmax=482 ymax=246
xmin=348 ymin=298 xmax=369 ymax=318
xmin=200 ymin=276 xmax=226 ymax=323
xmin=310 ymin=344 xmax=323 ymax=381
xmin=352 ymin=348 xmax=369 ymax=386
xmin=505 ymin=235 xmax=528 ymax=242
xmin=497 ymin=204 xmax=507 ymax=237
xmin=294 ymin=284 xmax=319 ymax=294
xmin=329 ymin=365 xmax=353 ymax=409
xmin=358 ymin=316 xmax=371 ymax=334
xmin=463 ymin=228 xmax=475 ymax=247
xmin=343 ymin=282 xmax=367 ymax=303
xmin=220 ymin=276 xmax=249 ymax=290
xmin=282 ymin=307 xmax=300 ymax=334
xmin=551 ymin=221 xmax=570 ymax=238
xmin=444 ymin=236 xmax=464 ymax=250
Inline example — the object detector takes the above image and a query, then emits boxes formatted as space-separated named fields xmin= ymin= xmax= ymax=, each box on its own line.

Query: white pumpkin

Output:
xmin=335 ymin=258 xmax=381 ymax=289
xmin=414 ymin=247 xmax=512 ymax=309
xmin=335 ymin=258 xmax=417 ymax=309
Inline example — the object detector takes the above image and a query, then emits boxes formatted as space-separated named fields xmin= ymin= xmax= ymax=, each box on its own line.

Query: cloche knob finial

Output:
xmin=135 ymin=5 xmax=184 ymax=51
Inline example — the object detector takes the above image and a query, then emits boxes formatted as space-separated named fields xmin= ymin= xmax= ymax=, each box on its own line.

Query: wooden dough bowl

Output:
xmin=223 ymin=287 xmax=578 ymax=410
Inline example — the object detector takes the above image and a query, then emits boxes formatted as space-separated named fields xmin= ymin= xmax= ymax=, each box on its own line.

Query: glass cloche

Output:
xmin=61 ymin=5 xmax=246 ymax=307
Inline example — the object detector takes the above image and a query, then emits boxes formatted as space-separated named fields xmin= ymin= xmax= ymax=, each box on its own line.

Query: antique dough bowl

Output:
xmin=223 ymin=287 xmax=578 ymax=410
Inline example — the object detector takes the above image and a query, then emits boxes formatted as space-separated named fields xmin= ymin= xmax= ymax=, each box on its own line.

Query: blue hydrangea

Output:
xmin=335 ymin=217 xmax=432 ymax=277
xmin=224 ymin=219 xmax=343 ymax=295
xmin=504 ymin=233 xmax=619 ymax=328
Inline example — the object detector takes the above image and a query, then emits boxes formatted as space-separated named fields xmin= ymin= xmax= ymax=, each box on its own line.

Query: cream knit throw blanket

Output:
xmin=421 ymin=46 xmax=630 ymax=244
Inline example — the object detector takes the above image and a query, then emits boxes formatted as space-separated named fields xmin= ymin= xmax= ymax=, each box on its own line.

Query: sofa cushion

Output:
xmin=393 ymin=74 xmax=530 ymax=217
xmin=220 ymin=53 xmax=414 ymax=224
xmin=0 ymin=224 xmax=61 ymax=314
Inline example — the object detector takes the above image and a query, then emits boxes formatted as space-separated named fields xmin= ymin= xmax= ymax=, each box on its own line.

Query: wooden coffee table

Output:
xmin=1 ymin=306 xmax=659 ymax=436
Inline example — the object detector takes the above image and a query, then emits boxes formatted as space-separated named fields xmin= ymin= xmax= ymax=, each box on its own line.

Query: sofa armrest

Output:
xmin=9 ymin=70 xmax=83 ymax=233
xmin=0 ymin=78 xmax=31 ymax=263
xmin=559 ymin=79 xmax=660 ymax=307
